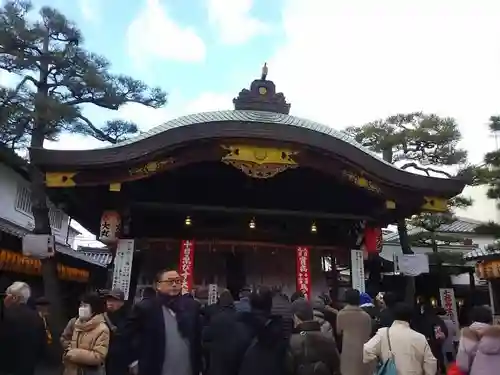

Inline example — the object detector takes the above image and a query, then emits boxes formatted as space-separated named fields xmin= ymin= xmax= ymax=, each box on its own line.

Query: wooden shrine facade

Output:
xmin=31 ymin=67 xmax=467 ymax=298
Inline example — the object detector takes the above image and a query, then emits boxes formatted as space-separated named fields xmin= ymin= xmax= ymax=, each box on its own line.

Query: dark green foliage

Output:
xmin=345 ymin=112 xmax=468 ymax=173
xmin=347 ymin=112 xmax=473 ymax=261
xmin=472 ymin=116 xmax=500 ymax=239
xmin=0 ymin=0 xmax=167 ymax=335
xmin=0 ymin=0 xmax=167 ymax=148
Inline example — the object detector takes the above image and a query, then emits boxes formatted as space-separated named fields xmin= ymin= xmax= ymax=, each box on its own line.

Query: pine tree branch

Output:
xmin=399 ymin=162 xmax=453 ymax=178
xmin=77 ymin=114 xmax=116 ymax=144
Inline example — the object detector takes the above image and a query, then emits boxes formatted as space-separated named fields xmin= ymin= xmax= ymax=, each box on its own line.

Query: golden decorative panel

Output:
xmin=342 ymin=170 xmax=381 ymax=194
xmin=421 ymin=196 xmax=448 ymax=212
xmin=45 ymin=172 xmax=77 ymax=187
xmin=385 ymin=200 xmax=396 ymax=209
xmin=129 ymin=158 xmax=174 ymax=178
xmin=109 ymin=183 xmax=121 ymax=192
xmin=221 ymin=145 xmax=298 ymax=179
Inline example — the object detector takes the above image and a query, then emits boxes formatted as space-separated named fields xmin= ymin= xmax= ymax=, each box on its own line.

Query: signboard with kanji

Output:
xmin=111 ymin=239 xmax=134 ymax=300
xmin=439 ymin=288 xmax=459 ymax=340
xmin=296 ymin=246 xmax=311 ymax=300
xmin=179 ymin=240 xmax=195 ymax=295
xmin=351 ymin=249 xmax=365 ymax=293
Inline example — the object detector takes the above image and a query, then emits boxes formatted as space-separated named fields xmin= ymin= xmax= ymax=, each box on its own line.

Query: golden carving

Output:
xmin=385 ymin=200 xmax=396 ymax=209
xmin=342 ymin=171 xmax=381 ymax=193
xmin=45 ymin=172 xmax=77 ymax=187
xmin=109 ymin=183 xmax=121 ymax=192
xmin=421 ymin=196 xmax=448 ymax=212
xmin=129 ymin=158 xmax=174 ymax=177
xmin=221 ymin=145 xmax=298 ymax=178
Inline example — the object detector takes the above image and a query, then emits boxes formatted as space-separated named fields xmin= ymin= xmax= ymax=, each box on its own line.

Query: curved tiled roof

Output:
xmin=104 ymin=110 xmax=397 ymax=169
xmin=32 ymin=109 xmax=466 ymax=195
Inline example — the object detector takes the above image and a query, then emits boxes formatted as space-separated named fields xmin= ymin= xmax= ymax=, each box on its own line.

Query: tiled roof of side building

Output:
xmin=383 ymin=217 xmax=484 ymax=243
xmin=0 ymin=217 xmax=108 ymax=267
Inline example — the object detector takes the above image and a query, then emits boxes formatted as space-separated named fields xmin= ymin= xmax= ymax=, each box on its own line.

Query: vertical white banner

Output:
xmin=439 ymin=288 xmax=459 ymax=340
xmin=351 ymin=250 xmax=365 ymax=293
xmin=112 ymin=239 xmax=134 ymax=300
xmin=208 ymin=284 xmax=218 ymax=305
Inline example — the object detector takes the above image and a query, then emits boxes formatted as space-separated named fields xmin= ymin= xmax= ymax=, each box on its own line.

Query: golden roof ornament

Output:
xmin=233 ymin=63 xmax=290 ymax=114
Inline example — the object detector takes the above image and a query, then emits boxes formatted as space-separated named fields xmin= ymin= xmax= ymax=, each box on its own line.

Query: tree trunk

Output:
xmin=27 ymin=32 xmax=65 ymax=338
xmin=383 ymin=148 xmax=415 ymax=304
xmin=29 ymin=130 xmax=65 ymax=338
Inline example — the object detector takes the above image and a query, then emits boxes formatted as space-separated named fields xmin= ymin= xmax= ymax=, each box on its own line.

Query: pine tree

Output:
xmin=346 ymin=112 xmax=472 ymax=292
xmin=0 ymin=0 xmax=167 ymax=333
xmin=474 ymin=116 xmax=500 ymax=241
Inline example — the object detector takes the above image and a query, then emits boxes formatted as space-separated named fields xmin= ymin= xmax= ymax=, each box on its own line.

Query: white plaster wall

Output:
xmin=0 ymin=163 xmax=71 ymax=245
xmin=456 ymin=185 xmax=500 ymax=223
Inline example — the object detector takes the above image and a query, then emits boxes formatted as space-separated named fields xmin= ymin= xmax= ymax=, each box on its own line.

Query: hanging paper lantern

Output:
xmin=476 ymin=262 xmax=485 ymax=279
xmin=98 ymin=211 xmax=121 ymax=244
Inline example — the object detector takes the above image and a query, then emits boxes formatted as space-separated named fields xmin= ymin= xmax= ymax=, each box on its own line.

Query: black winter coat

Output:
xmin=0 ymin=303 xmax=46 ymax=375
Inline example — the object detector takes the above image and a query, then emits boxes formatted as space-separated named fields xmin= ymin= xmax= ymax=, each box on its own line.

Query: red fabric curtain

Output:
xmin=364 ymin=226 xmax=382 ymax=254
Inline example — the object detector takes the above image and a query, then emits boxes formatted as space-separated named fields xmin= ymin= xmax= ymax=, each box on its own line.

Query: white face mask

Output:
xmin=78 ymin=306 xmax=91 ymax=319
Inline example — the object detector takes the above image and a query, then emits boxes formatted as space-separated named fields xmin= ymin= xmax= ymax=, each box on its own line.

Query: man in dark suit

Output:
xmin=121 ymin=269 xmax=201 ymax=375
xmin=0 ymin=282 xmax=46 ymax=375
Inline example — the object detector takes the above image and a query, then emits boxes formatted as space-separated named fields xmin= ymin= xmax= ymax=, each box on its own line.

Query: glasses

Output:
xmin=158 ymin=278 xmax=182 ymax=285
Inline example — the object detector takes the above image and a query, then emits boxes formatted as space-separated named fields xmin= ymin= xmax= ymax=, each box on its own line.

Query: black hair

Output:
xmin=218 ymin=290 xmax=234 ymax=308
xmin=471 ymin=306 xmax=493 ymax=324
xmin=435 ymin=307 xmax=447 ymax=316
xmin=250 ymin=286 xmax=273 ymax=313
xmin=345 ymin=289 xmax=360 ymax=306
xmin=383 ymin=292 xmax=397 ymax=308
xmin=155 ymin=269 xmax=178 ymax=283
xmin=291 ymin=291 xmax=304 ymax=302
xmin=81 ymin=292 xmax=105 ymax=315
xmin=393 ymin=302 xmax=413 ymax=322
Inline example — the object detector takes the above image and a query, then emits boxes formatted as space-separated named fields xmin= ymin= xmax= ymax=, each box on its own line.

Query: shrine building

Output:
xmin=32 ymin=67 xmax=466 ymax=300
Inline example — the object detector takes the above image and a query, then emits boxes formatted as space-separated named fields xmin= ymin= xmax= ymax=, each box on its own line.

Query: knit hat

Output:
xmin=359 ymin=292 xmax=373 ymax=306
xmin=291 ymin=298 xmax=314 ymax=321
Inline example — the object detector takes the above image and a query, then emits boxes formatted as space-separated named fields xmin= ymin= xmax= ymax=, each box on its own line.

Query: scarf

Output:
xmin=158 ymin=293 xmax=189 ymax=338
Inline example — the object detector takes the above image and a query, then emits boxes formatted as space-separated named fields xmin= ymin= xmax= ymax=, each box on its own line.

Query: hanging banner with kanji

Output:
xmin=179 ymin=240 xmax=195 ymax=295
xmin=351 ymin=249 xmax=365 ymax=293
xmin=439 ymin=288 xmax=459 ymax=340
xmin=296 ymin=246 xmax=311 ymax=300
xmin=112 ymin=239 xmax=134 ymax=300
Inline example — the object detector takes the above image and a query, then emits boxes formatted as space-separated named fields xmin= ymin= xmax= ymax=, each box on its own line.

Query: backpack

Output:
xmin=295 ymin=333 xmax=330 ymax=375
xmin=376 ymin=328 xmax=397 ymax=375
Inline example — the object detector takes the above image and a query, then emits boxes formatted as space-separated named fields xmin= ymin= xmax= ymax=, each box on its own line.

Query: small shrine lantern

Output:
xmin=99 ymin=211 xmax=121 ymax=244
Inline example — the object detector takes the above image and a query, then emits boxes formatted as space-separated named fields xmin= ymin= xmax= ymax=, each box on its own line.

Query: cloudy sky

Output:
xmin=2 ymin=0 xmax=500 ymax=237
xmin=2 ymin=0 xmax=499 ymax=162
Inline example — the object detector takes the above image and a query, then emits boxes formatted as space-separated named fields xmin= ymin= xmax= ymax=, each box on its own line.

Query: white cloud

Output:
xmin=127 ymin=0 xmax=206 ymax=66
xmin=267 ymin=0 xmax=500 ymax=164
xmin=206 ymin=0 xmax=269 ymax=45
xmin=78 ymin=0 xmax=98 ymax=22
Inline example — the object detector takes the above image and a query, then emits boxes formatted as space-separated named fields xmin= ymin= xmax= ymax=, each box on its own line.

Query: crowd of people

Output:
xmin=0 ymin=272 xmax=499 ymax=375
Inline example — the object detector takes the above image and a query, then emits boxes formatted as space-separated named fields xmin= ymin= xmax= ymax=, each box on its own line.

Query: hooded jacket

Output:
xmin=456 ymin=322 xmax=500 ymax=375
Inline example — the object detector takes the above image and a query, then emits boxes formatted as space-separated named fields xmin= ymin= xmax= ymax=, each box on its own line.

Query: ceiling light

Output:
xmin=311 ymin=222 xmax=317 ymax=233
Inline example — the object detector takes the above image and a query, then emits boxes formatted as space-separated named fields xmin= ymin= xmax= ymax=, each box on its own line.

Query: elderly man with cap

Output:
xmin=285 ymin=298 xmax=340 ymax=375
xmin=104 ymin=289 xmax=129 ymax=375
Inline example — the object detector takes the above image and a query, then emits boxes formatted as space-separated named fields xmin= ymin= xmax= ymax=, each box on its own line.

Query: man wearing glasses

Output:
xmin=121 ymin=269 xmax=202 ymax=375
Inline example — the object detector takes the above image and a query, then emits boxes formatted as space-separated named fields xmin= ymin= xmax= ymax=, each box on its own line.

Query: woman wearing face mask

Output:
xmin=62 ymin=292 xmax=110 ymax=375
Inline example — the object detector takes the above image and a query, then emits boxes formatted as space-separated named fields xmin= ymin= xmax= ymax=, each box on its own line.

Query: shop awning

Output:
xmin=0 ymin=217 xmax=108 ymax=268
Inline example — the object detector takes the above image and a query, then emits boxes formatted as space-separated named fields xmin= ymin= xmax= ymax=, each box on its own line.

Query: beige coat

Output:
xmin=337 ymin=305 xmax=372 ymax=375
xmin=363 ymin=321 xmax=437 ymax=375
xmin=62 ymin=314 xmax=110 ymax=375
